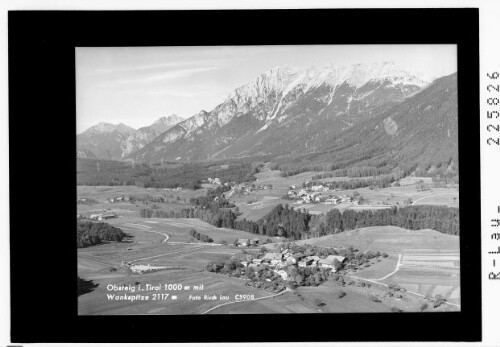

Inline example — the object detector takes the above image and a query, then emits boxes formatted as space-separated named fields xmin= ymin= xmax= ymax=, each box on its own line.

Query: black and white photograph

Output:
xmin=76 ymin=45 xmax=461 ymax=315
xmin=7 ymin=5 xmax=493 ymax=345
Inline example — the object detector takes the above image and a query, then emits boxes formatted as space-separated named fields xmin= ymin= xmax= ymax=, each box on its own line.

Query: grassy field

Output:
xmin=293 ymin=226 xmax=460 ymax=309
xmin=79 ymin=269 xmax=272 ymax=315
xmin=229 ymin=171 xmax=459 ymax=222
xmin=208 ymin=276 xmax=447 ymax=314
xmin=78 ymin=221 xmax=460 ymax=314
xmin=78 ymin=215 xmax=281 ymax=315
xmin=381 ymin=250 xmax=460 ymax=305
xmin=77 ymin=185 xmax=208 ymax=218
xmin=78 ymin=185 xmax=207 ymax=202
xmin=108 ymin=217 xmax=275 ymax=245
xmin=295 ymin=226 xmax=459 ymax=254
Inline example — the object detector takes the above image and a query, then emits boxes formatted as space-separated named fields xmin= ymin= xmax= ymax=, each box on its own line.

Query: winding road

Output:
xmin=122 ymin=223 xmax=170 ymax=243
xmin=412 ymin=193 xmax=456 ymax=205
xmin=370 ymin=254 xmax=402 ymax=281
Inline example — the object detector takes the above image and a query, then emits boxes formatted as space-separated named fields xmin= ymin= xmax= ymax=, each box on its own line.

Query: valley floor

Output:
xmin=78 ymin=213 xmax=460 ymax=315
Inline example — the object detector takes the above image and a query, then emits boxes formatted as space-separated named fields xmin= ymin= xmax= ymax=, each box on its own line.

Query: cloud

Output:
xmin=123 ymin=66 xmax=220 ymax=84
xmin=92 ymin=59 xmax=225 ymax=75
xmin=93 ymin=65 xmax=221 ymax=87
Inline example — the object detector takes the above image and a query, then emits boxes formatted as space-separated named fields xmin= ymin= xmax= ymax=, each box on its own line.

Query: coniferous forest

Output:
xmin=140 ymin=186 xmax=459 ymax=240
xmin=77 ymin=221 xmax=127 ymax=248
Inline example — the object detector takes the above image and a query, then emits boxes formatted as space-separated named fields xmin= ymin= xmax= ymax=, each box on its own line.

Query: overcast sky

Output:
xmin=76 ymin=45 xmax=456 ymax=133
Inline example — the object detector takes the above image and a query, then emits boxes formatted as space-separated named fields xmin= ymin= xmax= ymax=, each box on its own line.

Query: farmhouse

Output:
xmin=99 ymin=212 xmax=116 ymax=220
xmin=236 ymin=238 xmax=250 ymax=247
xmin=262 ymin=253 xmax=282 ymax=265
xmin=299 ymin=255 xmax=320 ymax=267
xmin=90 ymin=213 xmax=101 ymax=220
xmin=292 ymin=252 xmax=305 ymax=261
xmin=311 ymin=184 xmax=325 ymax=192
xmin=318 ymin=255 xmax=346 ymax=270
xmin=250 ymin=238 xmax=260 ymax=246
xmin=298 ymin=257 xmax=314 ymax=267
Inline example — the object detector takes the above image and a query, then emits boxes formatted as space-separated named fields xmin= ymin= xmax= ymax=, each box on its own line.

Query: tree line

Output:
xmin=139 ymin=188 xmax=460 ymax=240
xmin=77 ymin=158 xmax=262 ymax=189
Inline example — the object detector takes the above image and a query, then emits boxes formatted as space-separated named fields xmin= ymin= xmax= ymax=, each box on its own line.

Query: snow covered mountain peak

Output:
xmin=225 ymin=62 xmax=428 ymax=107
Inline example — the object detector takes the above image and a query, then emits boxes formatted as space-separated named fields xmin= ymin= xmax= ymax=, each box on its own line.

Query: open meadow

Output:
xmin=78 ymin=183 xmax=460 ymax=315
xmin=229 ymin=170 xmax=459 ymax=221
xmin=293 ymin=226 xmax=460 ymax=309
xmin=78 ymin=215 xmax=281 ymax=315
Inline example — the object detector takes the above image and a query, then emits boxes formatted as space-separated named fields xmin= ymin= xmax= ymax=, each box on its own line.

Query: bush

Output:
xmin=77 ymin=221 xmax=126 ymax=248
xmin=419 ymin=302 xmax=429 ymax=312
xmin=433 ymin=294 xmax=447 ymax=308
xmin=369 ymin=294 xmax=381 ymax=303
xmin=314 ymin=299 xmax=326 ymax=307
xmin=334 ymin=290 xmax=346 ymax=299
xmin=391 ymin=307 xmax=403 ymax=313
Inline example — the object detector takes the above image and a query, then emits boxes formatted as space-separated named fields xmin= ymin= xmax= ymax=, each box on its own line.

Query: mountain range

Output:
xmin=77 ymin=114 xmax=184 ymax=160
xmin=77 ymin=62 xmax=458 ymax=175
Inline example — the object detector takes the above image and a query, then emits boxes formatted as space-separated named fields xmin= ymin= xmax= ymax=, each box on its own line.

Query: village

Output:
xmin=205 ymin=176 xmax=360 ymax=206
xmin=207 ymin=241 xmax=389 ymax=294
xmin=285 ymin=185 xmax=359 ymax=205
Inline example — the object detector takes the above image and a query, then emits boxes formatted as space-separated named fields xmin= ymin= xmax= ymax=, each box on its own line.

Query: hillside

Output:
xmin=120 ymin=115 xmax=184 ymax=158
xmin=77 ymin=115 xmax=183 ymax=160
xmin=77 ymin=122 xmax=135 ymax=160
xmin=127 ymin=62 xmax=428 ymax=162
xmin=295 ymin=226 xmax=459 ymax=254
xmin=274 ymin=72 xmax=458 ymax=177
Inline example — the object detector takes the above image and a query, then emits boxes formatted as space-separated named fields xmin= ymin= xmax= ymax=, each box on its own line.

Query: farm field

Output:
xmin=78 ymin=216 xmax=279 ymax=315
xmin=78 ymin=220 xmax=460 ymax=314
xmin=78 ymin=185 xmax=207 ymax=202
xmin=229 ymin=170 xmax=459 ymax=222
xmin=77 ymin=185 xmax=207 ymax=217
xmin=295 ymin=226 xmax=459 ymax=254
xmin=108 ymin=217 xmax=277 ymax=245
xmin=208 ymin=276 xmax=443 ymax=314
xmin=79 ymin=269 xmax=272 ymax=315
xmin=295 ymin=226 xmax=461 ymax=310
xmin=381 ymin=250 xmax=461 ymax=305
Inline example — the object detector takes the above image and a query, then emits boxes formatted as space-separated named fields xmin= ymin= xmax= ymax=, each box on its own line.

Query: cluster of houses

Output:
xmin=207 ymin=177 xmax=222 ymax=185
xmin=288 ymin=188 xmax=358 ymax=205
xmin=106 ymin=196 xmax=130 ymax=203
xmin=238 ymin=248 xmax=346 ymax=281
xmin=235 ymin=238 xmax=261 ymax=247
xmin=225 ymin=182 xmax=273 ymax=198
